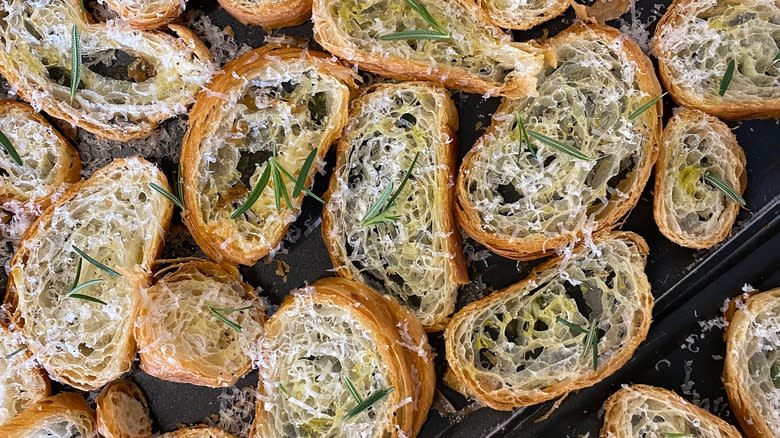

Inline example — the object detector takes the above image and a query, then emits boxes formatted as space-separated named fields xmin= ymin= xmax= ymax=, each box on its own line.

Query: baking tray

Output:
xmin=1 ymin=0 xmax=779 ymax=436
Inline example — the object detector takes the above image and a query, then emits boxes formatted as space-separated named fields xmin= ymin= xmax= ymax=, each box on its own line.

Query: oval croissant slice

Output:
xmin=653 ymin=0 xmax=780 ymax=120
xmin=103 ymin=0 xmax=186 ymax=29
xmin=0 ymin=0 xmax=214 ymax=141
xmin=478 ymin=0 xmax=571 ymax=30
xmin=255 ymin=278 xmax=435 ymax=438
xmin=653 ymin=107 xmax=746 ymax=249
xmin=161 ymin=426 xmax=237 ymax=438
xmin=135 ymin=259 xmax=266 ymax=387
xmin=0 ymin=393 xmax=97 ymax=438
xmin=724 ymin=287 xmax=780 ymax=438
xmin=312 ymin=0 xmax=546 ymax=98
xmin=0 ymin=100 xmax=80 ymax=206
xmin=182 ymin=46 xmax=356 ymax=266
xmin=7 ymin=157 xmax=173 ymax=390
xmin=0 ymin=324 xmax=50 ymax=426
xmin=322 ymin=82 xmax=468 ymax=331
xmin=445 ymin=231 xmax=653 ymax=410
xmin=218 ymin=0 xmax=312 ymax=28
xmin=96 ymin=379 xmax=152 ymax=438
xmin=456 ymin=23 xmax=661 ymax=260
xmin=601 ymin=384 xmax=742 ymax=438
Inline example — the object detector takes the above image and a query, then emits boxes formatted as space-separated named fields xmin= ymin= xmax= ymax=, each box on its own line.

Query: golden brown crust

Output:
xmin=455 ymin=23 xmax=661 ymax=261
xmin=96 ymin=379 xmax=152 ymax=438
xmin=321 ymin=81 xmax=469 ymax=331
xmin=724 ymin=288 xmax=780 ymax=438
xmin=0 ymin=393 xmax=97 ymax=438
xmin=601 ymin=384 xmax=742 ymax=437
xmin=161 ymin=426 xmax=237 ymax=438
xmin=218 ymin=0 xmax=312 ymax=28
xmin=255 ymin=278 xmax=435 ymax=437
xmin=571 ymin=0 xmax=631 ymax=23
xmin=182 ymin=45 xmax=356 ymax=266
xmin=478 ymin=0 xmax=571 ymax=30
xmin=103 ymin=0 xmax=185 ymax=29
xmin=445 ymin=231 xmax=653 ymax=410
xmin=653 ymin=107 xmax=746 ymax=249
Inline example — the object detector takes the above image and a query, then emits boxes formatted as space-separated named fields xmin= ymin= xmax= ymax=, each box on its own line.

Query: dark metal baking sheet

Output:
xmin=1 ymin=0 xmax=778 ymax=437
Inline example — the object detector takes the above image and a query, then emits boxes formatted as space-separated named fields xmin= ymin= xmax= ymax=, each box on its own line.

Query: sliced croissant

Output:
xmin=724 ymin=287 xmax=780 ymax=438
xmin=160 ymin=426 xmax=236 ymax=438
xmin=255 ymin=278 xmax=435 ymax=438
xmin=311 ymin=0 xmax=546 ymax=98
xmin=0 ymin=324 xmax=50 ymax=426
xmin=478 ymin=0 xmax=571 ymax=30
xmin=96 ymin=379 xmax=153 ymax=438
xmin=653 ymin=107 xmax=746 ymax=249
xmin=7 ymin=157 xmax=173 ymax=390
xmin=218 ymin=0 xmax=312 ymax=28
xmin=135 ymin=259 xmax=265 ymax=387
xmin=455 ymin=23 xmax=661 ymax=260
xmin=601 ymin=384 xmax=742 ymax=437
xmin=0 ymin=393 xmax=96 ymax=438
xmin=103 ymin=0 xmax=185 ymax=29
xmin=322 ymin=82 xmax=468 ymax=331
xmin=182 ymin=46 xmax=356 ymax=266
xmin=445 ymin=231 xmax=653 ymax=410
xmin=653 ymin=0 xmax=780 ymax=120
xmin=0 ymin=100 xmax=80 ymax=206
xmin=0 ymin=0 xmax=214 ymax=141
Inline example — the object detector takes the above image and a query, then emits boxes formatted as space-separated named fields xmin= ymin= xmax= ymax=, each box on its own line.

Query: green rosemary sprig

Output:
xmin=773 ymin=52 xmax=780 ymax=66
xmin=514 ymin=113 xmax=535 ymax=158
xmin=67 ymin=291 xmax=108 ymax=305
xmin=771 ymin=363 xmax=780 ymax=387
xmin=279 ymin=383 xmax=290 ymax=396
xmin=629 ymin=92 xmax=668 ymax=120
xmin=556 ymin=316 xmax=601 ymax=371
xmin=381 ymin=0 xmax=450 ymax=40
xmin=360 ymin=151 xmax=420 ymax=226
xmin=70 ymin=25 xmax=82 ymax=103
xmin=665 ymin=433 xmax=693 ymax=438
xmin=719 ymin=59 xmax=735 ymax=96
xmin=703 ymin=172 xmax=745 ymax=206
xmin=527 ymin=129 xmax=593 ymax=161
xmin=72 ymin=245 xmax=122 ymax=278
xmin=207 ymin=304 xmax=253 ymax=332
xmin=4 ymin=345 xmax=27 ymax=359
xmin=0 ymin=130 xmax=23 ymax=166
xmin=344 ymin=377 xmax=363 ymax=404
xmin=150 ymin=182 xmax=183 ymax=209
xmin=342 ymin=376 xmax=394 ymax=420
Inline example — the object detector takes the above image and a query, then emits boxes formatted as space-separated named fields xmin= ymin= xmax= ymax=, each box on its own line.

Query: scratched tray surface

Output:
xmin=2 ymin=0 xmax=779 ymax=437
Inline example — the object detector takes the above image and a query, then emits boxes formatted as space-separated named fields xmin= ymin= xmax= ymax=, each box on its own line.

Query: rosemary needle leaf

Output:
xmin=556 ymin=316 xmax=588 ymax=335
xmin=68 ymin=293 xmax=108 ymax=305
xmin=403 ymin=0 xmax=447 ymax=34
xmin=773 ymin=52 xmax=780 ymax=66
xmin=344 ymin=377 xmax=364 ymax=404
xmin=279 ymin=383 xmax=290 ymax=396
xmin=72 ymin=245 xmax=121 ymax=278
xmin=345 ymin=387 xmax=394 ymax=420
xmin=207 ymin=305 xmax=243 ymax=332
xmin=71 ymin=257 xmax=83 ymax=291
xmin=703 ymin=172 xmax=745 ymax=205
xmin=232 ymin=165 xmax=271 ymax=218
xmin=276 ymin=160 xmax=324 ymax=204
xmin=386 ymin=151 xmax=420 ymax=207
xmin=70 ymin=25 xmax=81 ymax=103
xmin=0 ymin=130 xmax=23 ymax=166
xmin=68 ymin=278 xmax=104 ymax=296
xmin=293 ymin=148 xmax=318 ymax=197
xmin=380 ymin=29 xmax=451 ymax=41
xmin=5 ymin=345 xmax=27 ymax=359
xmin=527 ymin=129 xmax=593 ymax=161
xmin=208 ymin=304 xmax=254 ymax=312
xmin=149 ymin=182 xmax=184 ymax=209
xmin=665 ymin=434 xmax=693 ymax=438
xmin=629 ymin=92 xmax=668 ymax=120
xmin=360 ymin=183 xmax=395 ymax=226
xmin=274 ymin=164 xmax=293 ymax=210
xmin=719 ymin=59 xmax=735 ymax=97
xmin=514 ymin=113 xmax=534 ymax=158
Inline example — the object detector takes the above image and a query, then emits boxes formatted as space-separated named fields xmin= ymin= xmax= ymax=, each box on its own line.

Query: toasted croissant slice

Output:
xmin=312 ymin=0 xmax=546 ymax=98
xmin=601 ymin=384 xmax=742 ymax=437
xmin=218 ymin=0 xmax=312 ymax=28
xmin=0 ymin=393 xmax=96 ymax=438
xmin=455 ymin=23 xmax=661 ymax=261
xmin=7 ymin=157 xmax=173 ymax=390
xmin=0 ymin=100 xmax=80 ymax=206
xmin=322 ymin=82 xmax=468 ymax=331
xmin=255 ymin=278 xmax=435 ymax=438
xmin=724 ymin=287 xmax=780 ymax=438
xmin=0 ymin=324 xmax=50 ymax=426
xmin=182 ymin=46 xmax=356 ymax=266
xmin=135 ymin=259 xmax=265 ymax=387
xmin=445 ymin=231 xmax=653 ymax=410
xmin=161 ymin=426 xmax=236 ymax=438
xmin=478 ymin=0 xmax=570 ymax=30
xmin=653 ymin=107 xmax=746 ymax=249
xmin=96 ymin=379 xmax=153 ymax=438
xmin=653 ymin=0 xmax=780 ymax=120
xmin=0 ymin=0 xmax=213 ymax=141
xmin=103 ymin=0 xmax=185 ymax=29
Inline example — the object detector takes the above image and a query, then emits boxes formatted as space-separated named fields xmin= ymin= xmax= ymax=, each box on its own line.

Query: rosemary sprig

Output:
xmin=344 ymin=377 xmax=363 ymax=404
xmin=665 ymin=434 xmax=692 ymax=438
xmin=556 ymin=316 xmax=601 ymax=371
xmin=514 ymin=113 xmax=535 ymax=158
xmin=70 ymin=25 xmax=82 ymax=103
xmin=67 ymin=292 xmax=108 ymax=305
xmin=207 ymin=304 xmax=253 ymax=332
xmin=703 ymin=172 xmax=745 ymax=206
xmin=360 ymin=151 xmax=420 ymax=226
xmin=527 ymin=129 xmax=593 ymax=161
xmin=150 ymin=182 xmax=184 ymax=209
xmin=0 ymin=130 xmax=23 ymax=166
xmin=72 ymin=245 xmax=122 ymax=278
xmin=67 ymin=248 xmax=109 ymax=305
xmin=381 ymin=0 xmax=450 ymax=40
xmin=343 ymin=378 xmax=394 ymax=420
xmin=719 ymin=59 xmax=735 ymax=97
xmin=773 ymin=52 xmax=780 ymax=66
xmin=68 ymin=279 xmax=104 ymax=296
xmin=771 ymin=363 xmax=780 ymax=387
xmin=279 ymin=383 xmax=290 ymax=396
xmin=5 ymin=345 xmax=27 ymax=359
xmin=629 ymin=92 xmax=668 ymax=120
